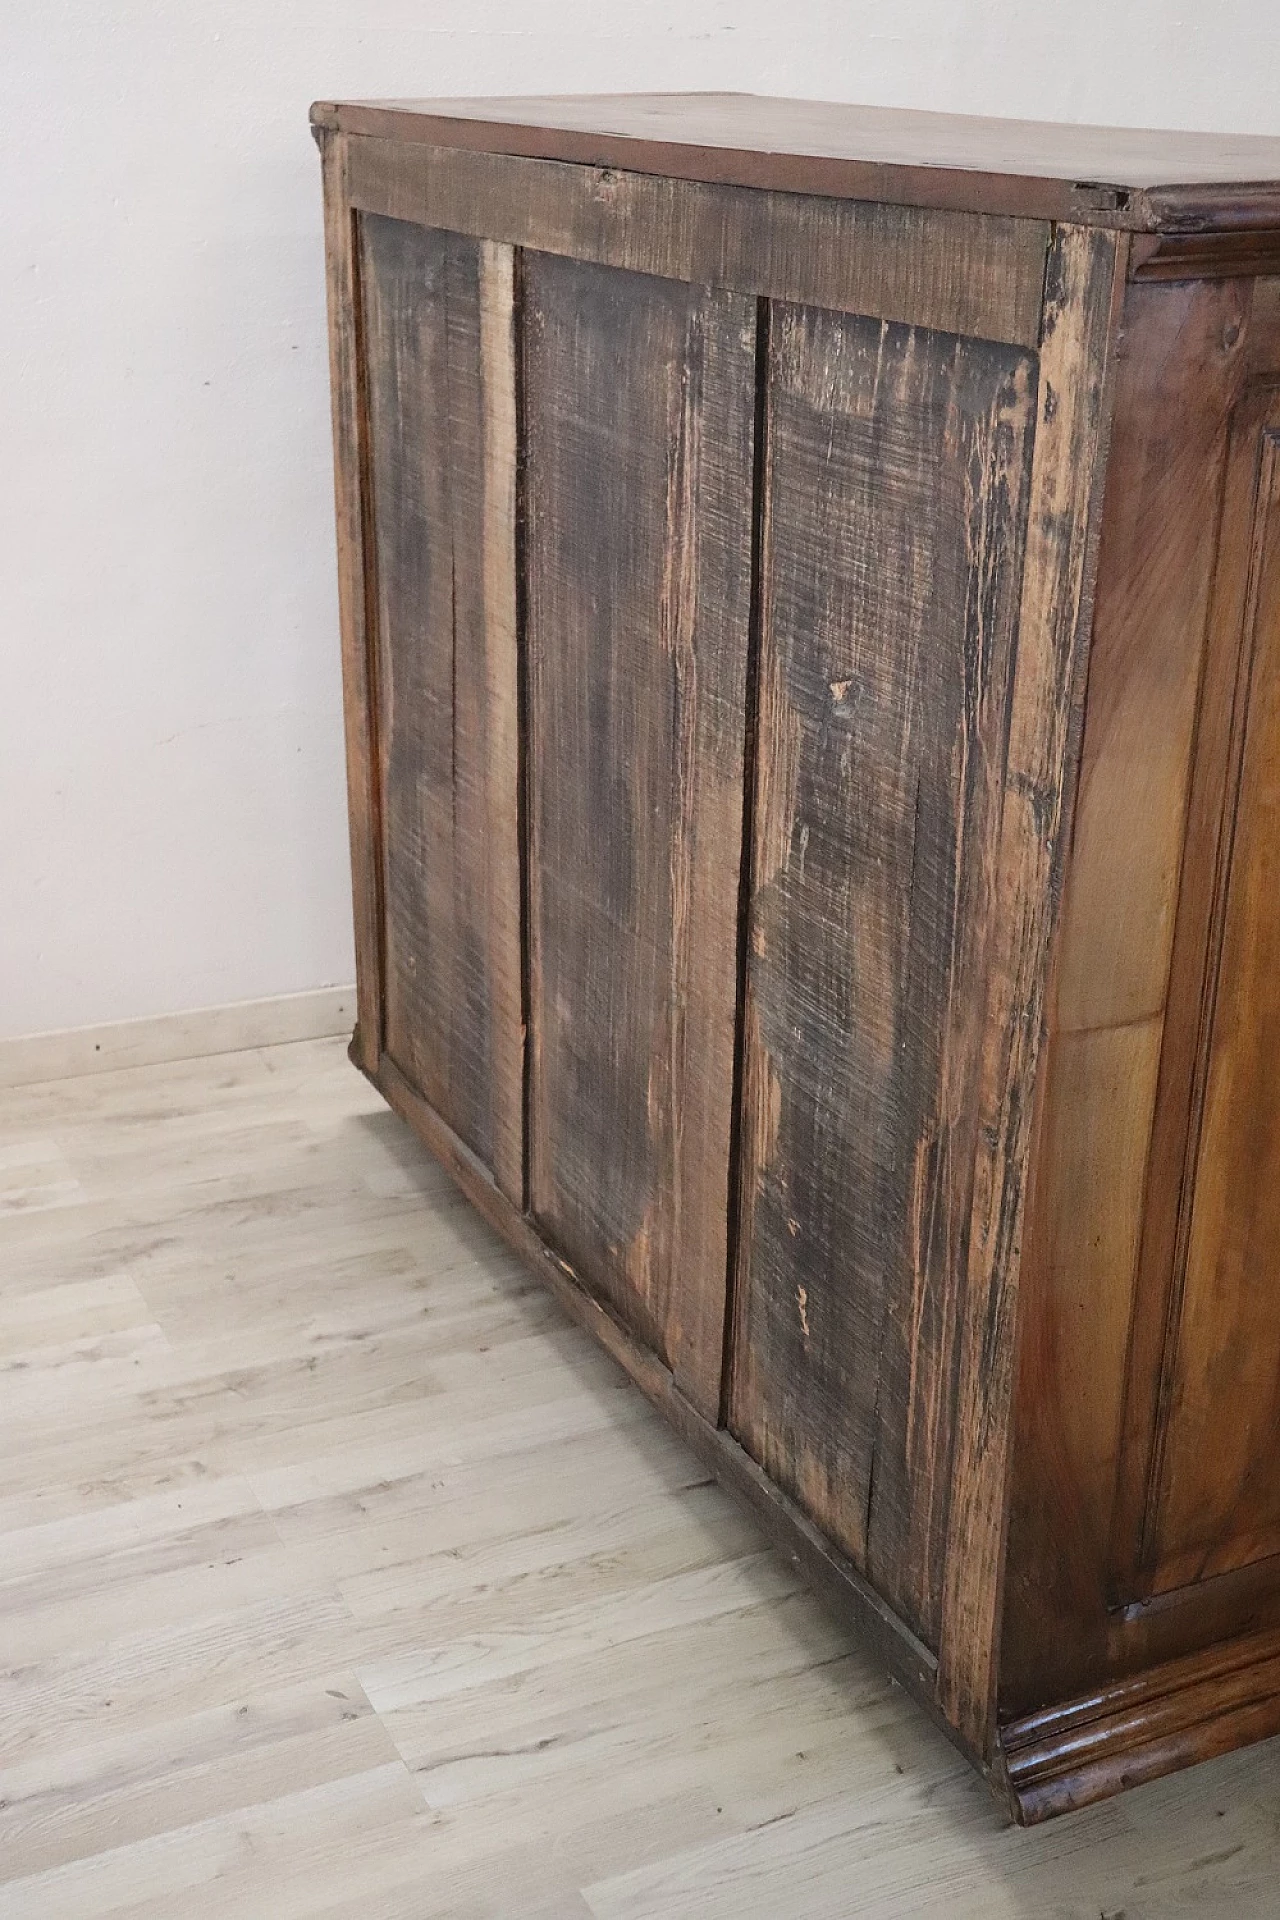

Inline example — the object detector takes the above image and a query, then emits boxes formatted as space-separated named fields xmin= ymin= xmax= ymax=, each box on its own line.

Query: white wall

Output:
xmin=3 ymin=3 xmax=1277 ymax=1041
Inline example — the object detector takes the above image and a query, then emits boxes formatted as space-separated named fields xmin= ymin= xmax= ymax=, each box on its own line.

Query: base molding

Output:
xmin=363 ymin=1039 xmax=1280 ymax=1826
xmin=0 ymin=986 xmax=356 ymax=1089
xmin=1001 ymin=1625 xmax=1280 ymax=1822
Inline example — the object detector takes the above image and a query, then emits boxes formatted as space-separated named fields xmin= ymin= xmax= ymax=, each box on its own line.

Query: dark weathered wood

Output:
xmin=937 ymin=224 xmax=1126 ymax=1754
xmin=344 ymin=135 xmax=1049 ymax=350
xmin=1002 ymin=278 xmax=1254 ymax=1716
xmin=359 ymin=213 xmax=523 ymax=1197
xmin=729 ymin=302 xmax=1039 ymax=1653
xmin=318 ymin=130 xmax=383 ymax=1075
xmin=524 ymin=254 xmax=755 ymax=1413
xmin=477 ymin=243 xmax=525 ymax=1206
xmin=313 ymin=93 xmax=1280 ymax=232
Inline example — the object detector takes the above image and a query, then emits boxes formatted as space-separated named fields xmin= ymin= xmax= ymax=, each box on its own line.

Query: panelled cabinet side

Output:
xmin=1000 ymin=273 xmax=1280 ymax=1818
xmin=1002 ymin=274 xmax=1258 ymax=1718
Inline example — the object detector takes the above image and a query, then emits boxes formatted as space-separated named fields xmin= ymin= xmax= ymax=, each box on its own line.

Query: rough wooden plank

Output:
xmin=1001 ymin=278 xmax=1253 ymax=1716
xmin=317 ymin=130 xmax=383 ymax=1074
xmin=360 ymin=212 xmax=455 ymax=1124
xmin=359 ymin=214 xmax=523 ymax=1191
xmin=937 ymin=225 xmax=1126 ymax=1754
xmin=449 ymin=239 xmax=524 ymax=1207
xmin=478 ymin=241 xmax=525 ymax=1208
xmin=729 ymin=304 xmax=1038 ymax=1649
xmin=524 ymin=255 xmax=755 ymax=1410
xmin=345 ymin=136 xmax=1049 ymax=350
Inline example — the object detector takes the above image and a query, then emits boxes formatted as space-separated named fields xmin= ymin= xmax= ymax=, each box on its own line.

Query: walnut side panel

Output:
xmin=524 ymin=255 xmax=755 ymax=1414
xmin=1001 ymin=279 xmax=1254 ymax=1715
xmin=1145 ymin=404 xmax=1280 ymax=1591
xmin=730 ymin=302 xmax=1039 ymax=1653
xmin=359 ymin=213 xmax=523 ymax=1198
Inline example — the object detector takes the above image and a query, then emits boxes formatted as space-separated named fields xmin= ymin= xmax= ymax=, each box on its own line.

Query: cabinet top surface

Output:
xmin=311 ymin=92 xmax=1280 ymax=230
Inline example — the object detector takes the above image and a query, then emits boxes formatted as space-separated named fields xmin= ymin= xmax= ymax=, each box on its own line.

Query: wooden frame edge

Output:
xmin=308 ymin=99 xmax=1166 ymax=230
xmin=318 ymin=129 xmax=385 ymax=1075
xmin=936 ymin=223 xmax=1130 ymax=1759
xmin=341 ymin=133 xmax=1049 ymax=351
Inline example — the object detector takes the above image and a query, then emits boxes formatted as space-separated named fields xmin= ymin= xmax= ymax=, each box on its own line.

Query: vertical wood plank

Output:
xmin=729 ymin=303 xmax=1039 ymax=1647
xmin=524 ymin=255 xmax=756 ymax=1410
xmin=444 ymin=240 xmax=525 ymax=1207
xmin=317 ymin=130 xmax=383 ymax=1073
xmin=937 ymin=224 xmax=1125 ymax=1753
xmin=359 ymin=214 xmax=523 ymax=1191
xmin=362 ymin=214 xmax=455 ymax=1127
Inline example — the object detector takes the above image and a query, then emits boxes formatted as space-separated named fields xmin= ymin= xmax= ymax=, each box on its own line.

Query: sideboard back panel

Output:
xmin=729 ymin=301 xmax=1037 ymax=1647
xmin=524 ymin=253 xmax=756 ymax=1407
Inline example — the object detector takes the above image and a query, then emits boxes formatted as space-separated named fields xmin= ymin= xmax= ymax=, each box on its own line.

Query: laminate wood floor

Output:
xmin=2 ymin=1035 xmax=1278 ymax=1917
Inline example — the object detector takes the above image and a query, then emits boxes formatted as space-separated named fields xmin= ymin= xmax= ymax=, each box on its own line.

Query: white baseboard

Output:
xmin=0 ymin=987 xmax=357 ymax=1091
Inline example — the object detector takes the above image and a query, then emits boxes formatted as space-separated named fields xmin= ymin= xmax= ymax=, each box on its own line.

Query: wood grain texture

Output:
xmin=1003 ymin=1626 xmax=1280 ymax=1824
xmin=318 ymin=131 xmax=383 ymax=1076
xmin=729 ymin=302 xmax=1038 ymax=1653
xmin=314 ymin=93 xmax=1280 ymax=231
xmin=523 ymin=254 xmax=755 ymax=1411
xmin=359 ymin=214 xmax=523 ymax=1199
xmin=937 ymin=225 xmax=1125 ymax=1754
xmin=344 ymin=135 xmax=1049 ymax=350
xmin=1145 ymin=403 xmax=1280 ymax=1591
xmin=1001 ymin=279 xmax=1253 ymax=1715
xmin=1114 ymin=368 xmax=1280 ymax=1607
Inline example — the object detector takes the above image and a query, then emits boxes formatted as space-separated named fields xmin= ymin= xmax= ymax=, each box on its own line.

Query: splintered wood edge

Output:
xmin=935 ymin=224 xmax=1130 ymax=1761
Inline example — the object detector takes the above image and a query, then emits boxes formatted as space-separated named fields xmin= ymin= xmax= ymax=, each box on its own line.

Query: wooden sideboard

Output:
xmin=312 ymin=94 xmax=1280 ymax=1822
